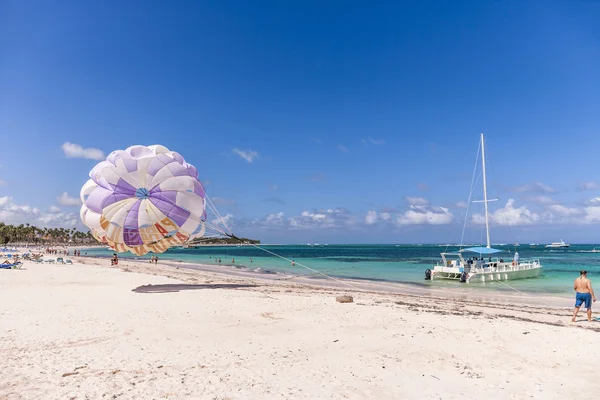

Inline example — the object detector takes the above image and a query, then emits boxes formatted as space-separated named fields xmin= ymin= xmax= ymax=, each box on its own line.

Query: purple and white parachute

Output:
xmin=80 ymin=145 xmax=207 ymax=256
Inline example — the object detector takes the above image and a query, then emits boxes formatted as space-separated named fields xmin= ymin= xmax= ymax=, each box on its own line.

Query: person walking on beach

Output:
xmin=572 ymin=270 xmax=596 ymax=322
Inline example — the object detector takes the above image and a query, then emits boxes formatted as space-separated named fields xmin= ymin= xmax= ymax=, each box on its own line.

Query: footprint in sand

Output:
xmin=260 ymin=312 xmax=282 ymax=320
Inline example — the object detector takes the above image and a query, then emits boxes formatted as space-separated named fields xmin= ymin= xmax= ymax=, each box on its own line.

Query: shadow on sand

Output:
xmin=132 ymin=283 xmax=259 ymax=293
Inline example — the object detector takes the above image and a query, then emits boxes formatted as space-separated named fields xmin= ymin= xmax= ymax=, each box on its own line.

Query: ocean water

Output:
xmin=80 ymin=244 xmax=600 ymax=296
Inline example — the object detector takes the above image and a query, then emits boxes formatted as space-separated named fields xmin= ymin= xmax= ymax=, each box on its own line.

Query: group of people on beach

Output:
xmin=150 ymin=255 xmax=159 ymax=264
xmin=44 ymin=248 xmax=81 ymax=256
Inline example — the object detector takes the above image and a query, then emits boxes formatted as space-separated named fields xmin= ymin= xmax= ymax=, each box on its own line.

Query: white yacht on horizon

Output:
xmin=545 ymin=240 xmax=570 ymax=248
xmin=426 ymin=134 xmax=543 ymax=284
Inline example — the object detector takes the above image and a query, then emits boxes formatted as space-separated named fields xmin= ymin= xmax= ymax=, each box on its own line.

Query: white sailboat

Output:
xmin=426 ymin=134 xmax=543 ymax=284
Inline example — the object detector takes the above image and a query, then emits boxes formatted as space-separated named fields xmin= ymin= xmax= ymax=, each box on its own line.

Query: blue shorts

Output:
xmin=575 ymin=292 xmax=592 ymax=309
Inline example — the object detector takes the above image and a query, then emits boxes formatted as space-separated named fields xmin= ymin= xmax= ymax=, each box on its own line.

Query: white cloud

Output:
xmin=578 ymin=182 xmax=600 ymax=191
xmin=254 ymin=209 xmax=358 ymax=230
xmin=546 ymin=204 xmax=582 ymax=217
xmin=337 ymin=144 xmax=349 ymax=153
xmin=472 ymin=199 xmax=540 ymax=226
xmin=265 ymin=212 xmax=285 ymax=225
xmin=37 ymin=212 xmax=79 ymax=227
xmin=232 ymin=148 xmax=259 ymax=163
xmin=511 ymin=182 xmax=556 ymax=194
xmin=364 ymin=210 xmax=391 ymax=225
xmin=0 ymin=179 xmax=6 ymax=186
xmin=581 ymin=206 xmax=600 ymax=223
xmin=209 ymin=213 xmax=234 ymax=232
xmin=417 ymin=183 xmax=429 ymax=191
xmin=57 ymin=192 xmax=82 ymax=206
xmin=289 ymin=209 xmax=357 ymax=229
xmin=61 ymin=142 xmax=105 ymax=160
xmin=396 ymin=206 xmax=453 ymax=226
xmin=365 ymin=210 xmax=378 ymax=225
xmin=467 ymin=197 xmax=600 ymax=225
xmin=405 ymin=197 xmax=429 ymax=206
xmin=0 ymin=196 xmax=79 ymax=228
xmin=455 ymin=201 xmax=468 ymax=209
xmin=48 ymin=206 xmax=62 ymax=213
xmin=2 ymin=201 xmax=40 ymax=221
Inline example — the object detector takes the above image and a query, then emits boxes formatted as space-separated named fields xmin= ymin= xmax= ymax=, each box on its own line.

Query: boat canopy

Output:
xmin=462 ymin=246 xmax=502 ymax=254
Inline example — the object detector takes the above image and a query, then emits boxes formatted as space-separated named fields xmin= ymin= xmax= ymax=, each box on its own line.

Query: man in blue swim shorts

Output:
xmin=572 ymin=270 xmax=596 ymax=322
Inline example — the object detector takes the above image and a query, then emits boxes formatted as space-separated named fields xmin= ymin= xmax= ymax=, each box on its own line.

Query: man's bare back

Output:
xmin=574 ymin=276 xmax=592 ymax=293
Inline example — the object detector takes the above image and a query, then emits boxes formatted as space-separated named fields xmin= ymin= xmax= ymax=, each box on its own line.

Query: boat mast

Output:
xmin=480 ymin=133 xmax=491 ymax=248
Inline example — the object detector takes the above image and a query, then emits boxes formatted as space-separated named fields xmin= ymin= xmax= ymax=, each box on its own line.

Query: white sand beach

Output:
xmin=1 ymin=255 xmax=599 ymax=400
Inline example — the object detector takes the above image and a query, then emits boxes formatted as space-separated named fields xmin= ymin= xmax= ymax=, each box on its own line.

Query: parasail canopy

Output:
xmin=80 ymin=145 xmax=207 ymax=256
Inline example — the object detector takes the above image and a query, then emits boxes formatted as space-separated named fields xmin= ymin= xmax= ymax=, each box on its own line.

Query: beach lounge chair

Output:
xmin=1 ymin=261 xmax=22 ymax=269
xmin=56 ymin=257 xmax=65 ymax=264
xmin=65 ymin=259 xmax=73 ymax=264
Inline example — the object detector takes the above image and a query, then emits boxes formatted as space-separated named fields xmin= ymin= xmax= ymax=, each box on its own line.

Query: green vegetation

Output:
xmin=188 ymin=236 xmax=260 ymax=245
xmin=0 ymin=222 xmax=95 ymax=245
xmin=0 ymin=222 xmax=260 ymax=247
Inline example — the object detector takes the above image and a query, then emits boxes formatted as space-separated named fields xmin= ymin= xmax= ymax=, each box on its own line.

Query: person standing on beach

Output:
xmin=572 ymin=270 xmax=596 ymax=322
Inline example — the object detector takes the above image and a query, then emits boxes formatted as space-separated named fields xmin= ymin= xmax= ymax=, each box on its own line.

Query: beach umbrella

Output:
xmin=80 ymin=145 xmax=207 ymax=256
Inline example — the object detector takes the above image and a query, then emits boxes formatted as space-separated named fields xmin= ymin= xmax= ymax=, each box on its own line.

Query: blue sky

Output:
xmin=1 ymin=1 xmax=600 ymax=244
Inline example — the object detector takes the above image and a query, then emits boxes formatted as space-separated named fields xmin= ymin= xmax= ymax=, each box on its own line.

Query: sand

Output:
xmin=1 ymin=255 xmax=599 ymax=399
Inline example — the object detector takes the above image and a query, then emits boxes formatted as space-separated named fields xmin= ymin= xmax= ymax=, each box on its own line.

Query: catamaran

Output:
xmin=545 ymin=240 xmax=570 ymax=248
xmin=426 ymin=134 xmax=543 ymax=284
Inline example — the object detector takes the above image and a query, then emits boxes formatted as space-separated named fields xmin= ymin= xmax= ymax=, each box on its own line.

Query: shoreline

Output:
xmin=76 ymin=250 xmax=574 ymax=308
xmin=18 ymin=245 xmax=575 ymax=308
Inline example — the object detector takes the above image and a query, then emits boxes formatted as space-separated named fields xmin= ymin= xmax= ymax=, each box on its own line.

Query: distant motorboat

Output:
xmin=545 ymin=240 xmax=570 ymax=249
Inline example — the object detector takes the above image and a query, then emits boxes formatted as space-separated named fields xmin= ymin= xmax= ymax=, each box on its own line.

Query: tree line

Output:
xmin=188 ymin=236 xmax=260 ymax=245
xmin=0 ymin=222 xmax=96 ymax=245
xmin=0 ymin=222 xmax=260 ymax=246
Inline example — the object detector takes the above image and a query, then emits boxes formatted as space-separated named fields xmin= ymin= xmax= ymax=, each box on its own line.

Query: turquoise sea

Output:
xmin=80 ymin=244 xmax=600 ymax=296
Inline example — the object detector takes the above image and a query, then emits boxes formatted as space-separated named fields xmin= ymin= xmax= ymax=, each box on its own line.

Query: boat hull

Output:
xmin=465 ymin=265 xmax=542 ymax=283
xmin=431 ymin=261 xmax=543 ymax=283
